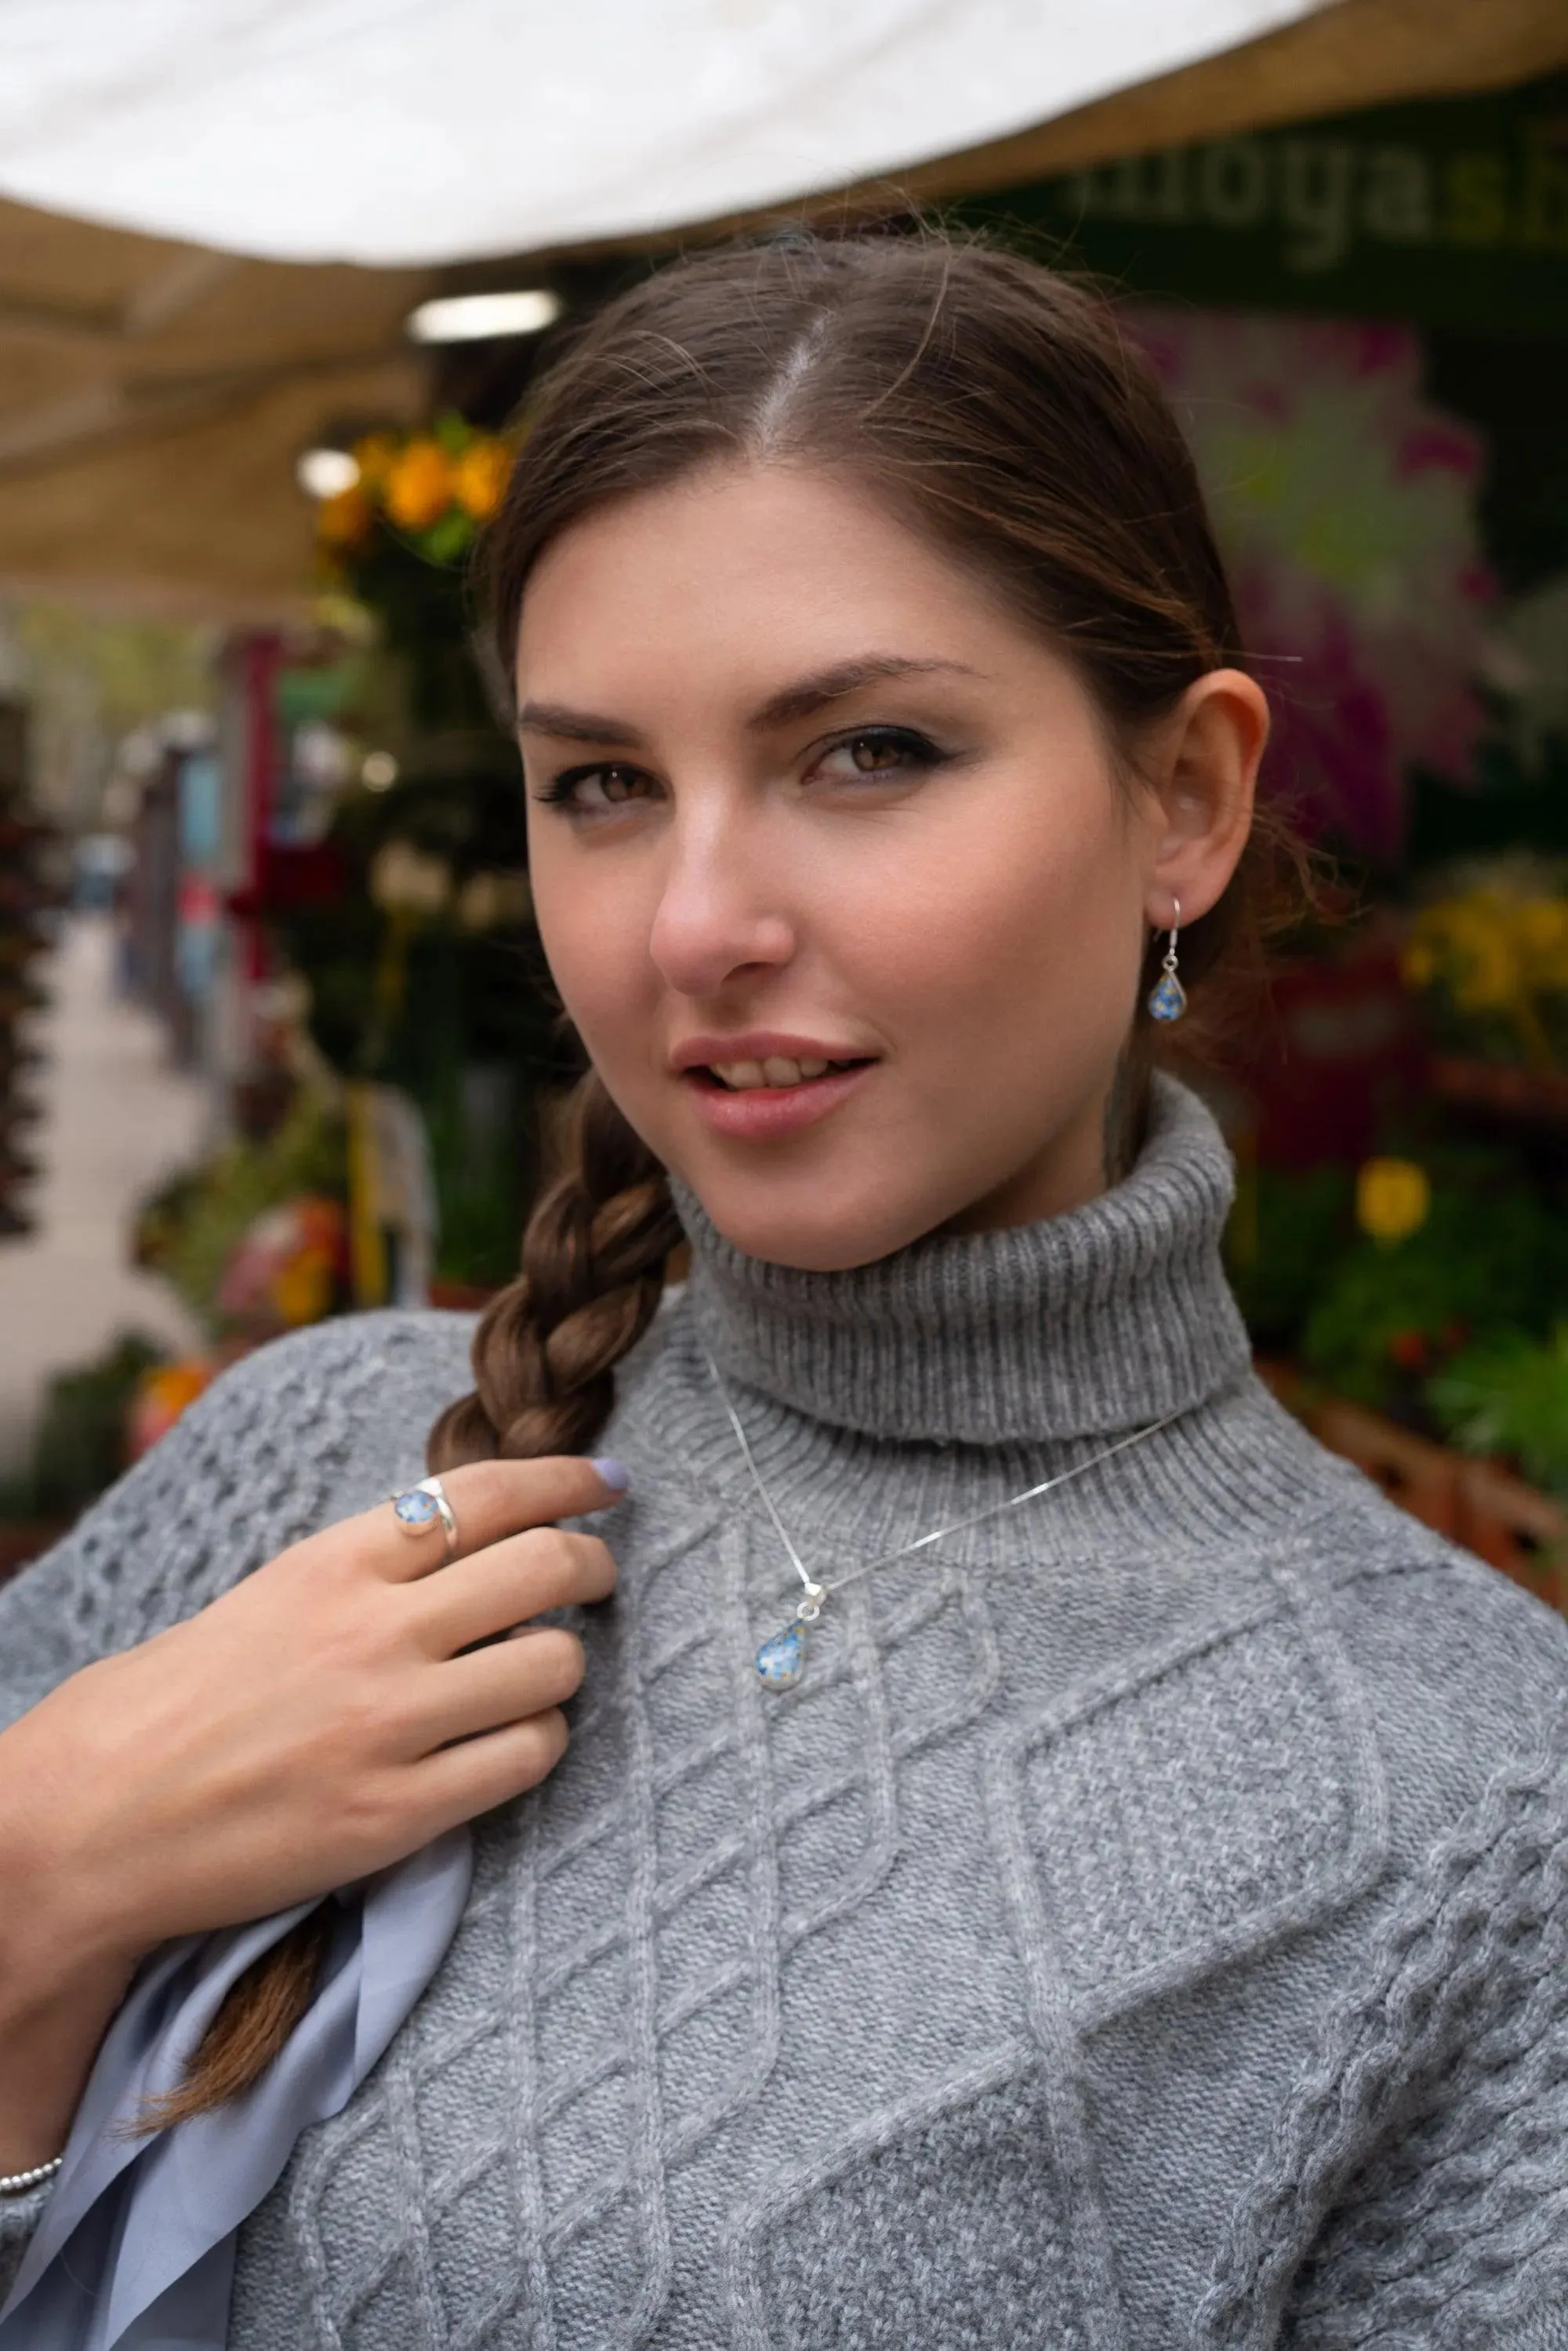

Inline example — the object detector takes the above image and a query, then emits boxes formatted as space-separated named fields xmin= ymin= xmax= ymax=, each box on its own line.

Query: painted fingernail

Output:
xmin=590 ymin=1456 xmax=630 ymax=1493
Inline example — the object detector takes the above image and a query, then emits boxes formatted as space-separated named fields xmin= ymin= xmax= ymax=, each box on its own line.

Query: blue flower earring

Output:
xmin=1147 ymin=898 xmax=1187 ymax=1023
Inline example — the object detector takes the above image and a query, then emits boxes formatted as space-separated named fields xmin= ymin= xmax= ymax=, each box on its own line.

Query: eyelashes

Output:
xmin=530 ymin=762 xmax=648 ymax=811
xmin=817 ymin=725 xmax=953 ymax=781
xmin=530 ymin=725 xmax=953 ymax=816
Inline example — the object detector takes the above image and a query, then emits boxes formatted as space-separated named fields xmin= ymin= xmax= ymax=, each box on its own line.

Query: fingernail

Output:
xmin=590 ymin=1456 xmax=630 ymax=1493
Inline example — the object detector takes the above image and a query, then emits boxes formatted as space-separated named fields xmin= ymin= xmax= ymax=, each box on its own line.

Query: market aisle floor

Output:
xmin=0 ymin=914 xmax=209 ymax=1474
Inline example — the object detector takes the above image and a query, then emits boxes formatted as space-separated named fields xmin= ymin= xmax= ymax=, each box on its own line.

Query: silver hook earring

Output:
xmin=1147 ymin=896 xmax=1187 ymax=1023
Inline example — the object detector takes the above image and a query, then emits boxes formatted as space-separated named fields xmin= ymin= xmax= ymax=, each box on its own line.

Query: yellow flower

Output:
xmin=452 ymin=438 xmax=512 ymax=521
xmin=271 ymin=1247 xmax=336 ymax=1328
xmin=1400 ymin=939 xmax=1439 ymax=990
xmin=385 ymin=439 xmax=455 ymax=530
xmin=351 ymin=431 xmax=401 ymax=492
xmin=1356 ymin=1157 xmax=1431 ymax=1246
xmin=317 ymin=482 xmax=372 ymax=549
xmin=1515 ymin=898 xmax=1568 ymax=990
xmin=1438 ymin=899 xmax=1519 ymax=1012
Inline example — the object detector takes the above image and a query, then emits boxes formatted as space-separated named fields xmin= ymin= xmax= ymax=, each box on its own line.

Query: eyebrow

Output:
xmin=515 ymin=656 xmax=979 ymax=747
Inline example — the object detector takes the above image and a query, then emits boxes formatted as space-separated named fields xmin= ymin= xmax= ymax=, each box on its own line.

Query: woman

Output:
xmin=1 ymin=234 xmax=1564 ymax=2351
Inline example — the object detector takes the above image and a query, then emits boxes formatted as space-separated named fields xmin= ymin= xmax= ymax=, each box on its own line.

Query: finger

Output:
xmin=331 ymin=1455 xmax=627 ymax=1582
xmin=412 ymin=1707 xmax=572 ymax=1831
xmin=416 ymin=1530 xmax=616 ymax=1653
xmin=412 ymin=1627 xmax=586 ymax=1747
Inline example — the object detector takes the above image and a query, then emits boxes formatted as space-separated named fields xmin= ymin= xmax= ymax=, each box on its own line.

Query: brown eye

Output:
xmin=849 ymin=734 xmax=906 ymax=772
xmin=600 ymin=766 xmax=644 ymax=802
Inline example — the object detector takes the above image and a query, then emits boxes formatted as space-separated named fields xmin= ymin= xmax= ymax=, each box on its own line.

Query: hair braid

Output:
xmin=427 ymin=1070 xmax=681 ymax=1471
xmin=162 ymin=1075 xmax=677 ymax=2131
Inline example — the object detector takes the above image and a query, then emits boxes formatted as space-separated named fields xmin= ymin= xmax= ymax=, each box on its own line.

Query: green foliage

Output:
xmin=270 ymin=761 xmax=564 ymax=1288
xmin=1427 ymin=1325 xmax=1568 ymax=1499
xmin=136 ymin=1090 xmax=347 ymax=1328
xmin=1299 ymin=1155 xmax=1568 ymax=1408
xmin=1225 ymin=1163 xmax=1354 ymax=1349
xmin=0 ymin=1331 xmax=165 ymax=1521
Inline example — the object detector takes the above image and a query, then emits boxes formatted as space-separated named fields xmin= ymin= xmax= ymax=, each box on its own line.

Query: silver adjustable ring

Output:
xmin=389 ymin=1474 xmax=459 ymax=1558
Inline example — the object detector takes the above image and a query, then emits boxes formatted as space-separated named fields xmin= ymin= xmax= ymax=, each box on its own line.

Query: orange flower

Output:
xmin=128 ymin=1358 xmax=217 ymax=1458
xmin=351 ymin=431 xmax=401 ymax=492
xmin=318 ymin=482 xmax=372 ymax=548
xmin=452 ymin=438 xmax=512 ymax=521
xmin=385 ymin=438 xmax=454 ymax=530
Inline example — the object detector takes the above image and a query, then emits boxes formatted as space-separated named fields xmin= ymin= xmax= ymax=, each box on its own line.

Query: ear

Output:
xmin=1142 ymin=669 xmax=1269 ymax=928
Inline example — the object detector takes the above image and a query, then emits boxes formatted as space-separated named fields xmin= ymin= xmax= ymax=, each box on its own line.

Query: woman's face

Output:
xmin=518 ymin=462 xmax=1258 ymax=1271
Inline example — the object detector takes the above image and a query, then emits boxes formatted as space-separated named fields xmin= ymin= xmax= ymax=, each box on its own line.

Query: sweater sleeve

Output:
xmin=0 ymin=1313 xmax=414 ymax=1735
xmin=0 ymin=1314 xmax=440 ymax=2295
xmin=1196 ymin=1697 xmax=1568 ymax=2350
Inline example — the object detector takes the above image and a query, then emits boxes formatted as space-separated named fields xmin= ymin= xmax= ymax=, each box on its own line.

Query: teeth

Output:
xmin=708 ymin=1055 xmax=844 ymax=1090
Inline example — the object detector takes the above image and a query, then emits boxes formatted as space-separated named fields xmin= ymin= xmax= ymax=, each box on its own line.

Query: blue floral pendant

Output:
xmin=754 ymin=1622 xmax=807 ymax=1688
xmin=754 ymin=1582 xmax=826 ymax=1690
xmin=1147 ymin=969 xmax=1188 ymax=1023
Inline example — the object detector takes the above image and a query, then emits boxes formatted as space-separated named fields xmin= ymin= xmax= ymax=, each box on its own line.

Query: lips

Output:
xmin=675 ymin=1043 xmax=877 ymax=1140
xmin=704 ymin=1053 xmax=862 ymax=1092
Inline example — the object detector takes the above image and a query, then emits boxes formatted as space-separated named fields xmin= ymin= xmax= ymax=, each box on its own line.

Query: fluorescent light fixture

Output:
xmin=407 ymin=289 xmax=562 ymax=344
xmin=296 ymin=447 xmax=360 ymax=500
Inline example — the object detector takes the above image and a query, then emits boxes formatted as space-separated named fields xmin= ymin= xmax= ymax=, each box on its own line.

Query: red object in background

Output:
xmin=1230 ymin=930 xmax=1426 ymax=1169
xmin=176 ymin=874 xmax=220 ymax=925
xmin=228 ymin=839 xmax=347 ymax=920
xmin=216 ymin=1194 xmax=350 ymax=1332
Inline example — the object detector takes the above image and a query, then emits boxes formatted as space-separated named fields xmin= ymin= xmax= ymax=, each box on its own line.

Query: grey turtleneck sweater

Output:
xmin=3 ymin=1076 xmax=1566 ymax=2348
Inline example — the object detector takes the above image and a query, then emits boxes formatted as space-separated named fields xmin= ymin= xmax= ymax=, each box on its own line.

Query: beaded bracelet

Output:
xmin=0 ymin=2151 xmax=63 ymax=2197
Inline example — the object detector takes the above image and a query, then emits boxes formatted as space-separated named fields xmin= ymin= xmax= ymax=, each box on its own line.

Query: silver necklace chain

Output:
xmin=702 ymin=1349 xmax=1188 ymax=1689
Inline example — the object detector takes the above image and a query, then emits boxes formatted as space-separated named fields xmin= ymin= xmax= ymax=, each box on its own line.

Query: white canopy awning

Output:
xmin=0 ymin=0 xmax=1561 ymax=612
xmin=0 ymin=0 xmax=1341 ymax=267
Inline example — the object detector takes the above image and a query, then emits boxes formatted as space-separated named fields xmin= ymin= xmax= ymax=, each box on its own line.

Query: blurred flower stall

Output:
xmin=1048 ymin=82 xmax=1568 ymax=1612
xmin=236 ymin=416 xmax=564 ymax=1307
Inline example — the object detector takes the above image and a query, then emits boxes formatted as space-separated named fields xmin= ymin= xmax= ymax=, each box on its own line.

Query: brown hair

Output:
xmin=168 ymin=226 xmax=1298 ymax=2123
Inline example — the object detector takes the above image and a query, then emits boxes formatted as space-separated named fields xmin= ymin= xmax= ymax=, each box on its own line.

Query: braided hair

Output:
xmin=427 ymin=1074 xmax=681 ymax=1470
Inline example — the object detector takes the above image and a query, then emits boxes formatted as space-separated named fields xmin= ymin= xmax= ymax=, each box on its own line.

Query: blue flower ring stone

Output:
xmin=1148 ymin=972 xmax=1189 ymax=1023
xmin=393 ymin=1488 xmax=441 ymax=1528
xmin=755 ymin=1623 xmax=805 ymax=1690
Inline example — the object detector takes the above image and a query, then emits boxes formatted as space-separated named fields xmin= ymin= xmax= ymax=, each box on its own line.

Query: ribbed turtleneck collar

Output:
xmin=673 ymin=1073 xmax=1252 ymax=1448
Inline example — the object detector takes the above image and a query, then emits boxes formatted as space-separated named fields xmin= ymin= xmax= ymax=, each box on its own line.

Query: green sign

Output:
xmin=973 ymin=74 xmax=1568 ymax=338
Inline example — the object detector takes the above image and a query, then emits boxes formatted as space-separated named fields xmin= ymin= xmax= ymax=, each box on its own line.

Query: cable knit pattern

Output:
xmin=1196 ymin=1701 xmax=1568 ymax=2349
xmin=2 ymin=1074 xmax=1566 ymax=2347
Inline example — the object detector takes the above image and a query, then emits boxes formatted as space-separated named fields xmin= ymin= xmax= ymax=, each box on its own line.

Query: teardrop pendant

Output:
xmin=754 ymin=1620 xmax=807 ymax=1688
xmin=754 ymin=1582 xmax=826 ymax=1689
xmin=1147 ymin=969 xmax=1188 ymax=1023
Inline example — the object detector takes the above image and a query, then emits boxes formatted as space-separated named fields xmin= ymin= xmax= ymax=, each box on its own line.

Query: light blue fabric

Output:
xmin=0 ymin=1829 xmax=471 ymax=2351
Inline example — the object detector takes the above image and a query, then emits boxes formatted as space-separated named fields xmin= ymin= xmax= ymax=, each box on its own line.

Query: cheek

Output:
xmin=528 ymin=844 xmax=651 ymax=1056
xmin=837 ymin=776 xmax=1136 ymax=1046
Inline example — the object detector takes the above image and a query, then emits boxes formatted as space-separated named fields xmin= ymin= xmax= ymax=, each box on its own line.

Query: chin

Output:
xmin=687 ymin=1176 xmax=947 ymax=1274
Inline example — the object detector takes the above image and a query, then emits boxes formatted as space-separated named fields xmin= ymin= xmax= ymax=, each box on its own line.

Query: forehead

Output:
xmin=514 ymin=460 xmax=1046 ymax=707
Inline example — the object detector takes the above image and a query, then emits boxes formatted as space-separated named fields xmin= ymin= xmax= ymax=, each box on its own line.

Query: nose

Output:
xmin=646 ymin=806 xmax=797 ymax=1000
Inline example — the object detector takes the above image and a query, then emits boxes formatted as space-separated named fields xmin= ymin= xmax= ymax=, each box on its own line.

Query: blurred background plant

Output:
xmin=316 ymin=417 xmax=517 ymax=739
xmin=134 ymin=1087 xmax=348 ymax=1332
xmin=1231 ymin=1141 xmax=1568 ymax=1500
xmin=1402 ymin=856 xmax=1568 ymax=1069
xmin=1428 ymin=1325 xmax=1568 ymax=1502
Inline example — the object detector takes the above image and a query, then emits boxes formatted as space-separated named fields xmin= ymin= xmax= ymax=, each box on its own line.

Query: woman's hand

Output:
xmin=0 ymin=1455 xmax=621 ymax=1973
